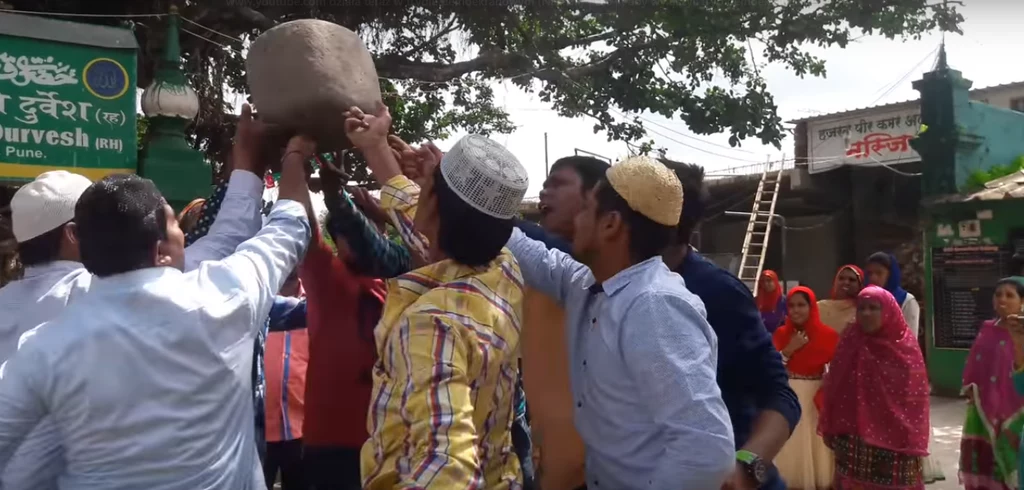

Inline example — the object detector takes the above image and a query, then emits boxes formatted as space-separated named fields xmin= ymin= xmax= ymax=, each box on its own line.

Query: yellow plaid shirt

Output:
xmin=361 ymin=175 xmax=525 ymax=489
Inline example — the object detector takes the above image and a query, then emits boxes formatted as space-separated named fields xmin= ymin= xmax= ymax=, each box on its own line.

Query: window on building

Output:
xmin=1011 ymin=97 xmax=1024 ymax=113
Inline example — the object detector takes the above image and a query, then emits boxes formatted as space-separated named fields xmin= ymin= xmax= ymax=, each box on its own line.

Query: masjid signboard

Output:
xmin=0 ymin=12 xmax=137 ymax=183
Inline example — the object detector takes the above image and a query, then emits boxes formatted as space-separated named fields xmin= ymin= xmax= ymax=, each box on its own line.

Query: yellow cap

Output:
xmin=605 ymin=156 xmax=683 ymax=226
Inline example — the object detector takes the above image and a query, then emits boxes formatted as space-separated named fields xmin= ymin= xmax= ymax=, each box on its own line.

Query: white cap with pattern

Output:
xmin=11 ymin=171 xmax=93 ymax=243
xmin=439 ymin=134 xmax=529 ymax=219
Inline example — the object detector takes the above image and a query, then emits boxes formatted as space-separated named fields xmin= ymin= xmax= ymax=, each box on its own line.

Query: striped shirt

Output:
xmin=264 ymin=305 xmax=309 ymax=443
xmin=325 ymin=188 xmax=410 ymax=279
xmin=360 ymin=175 xmax=525 ymax=490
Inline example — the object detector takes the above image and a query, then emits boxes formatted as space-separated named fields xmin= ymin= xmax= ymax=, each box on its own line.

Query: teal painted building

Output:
xmin=912 ymin=47 xmax=1024 ymax=395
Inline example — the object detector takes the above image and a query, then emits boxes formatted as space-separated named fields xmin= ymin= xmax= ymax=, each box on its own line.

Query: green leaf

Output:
xmin=52 ymin=0 xmax=961 ymax=178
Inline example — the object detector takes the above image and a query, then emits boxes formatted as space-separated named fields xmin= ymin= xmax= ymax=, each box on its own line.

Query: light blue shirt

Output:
xmin=0 ymin=199 xmax=309 ymax=490
xmin=0 ymin=170 xmax=266 ymax=490
xmin=506 ymin=229 xmax=735 ymax=490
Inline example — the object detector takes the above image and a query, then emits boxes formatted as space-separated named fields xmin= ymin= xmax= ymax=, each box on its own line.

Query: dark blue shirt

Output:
xmin=677 ymin=250 xmax=801 ymax=490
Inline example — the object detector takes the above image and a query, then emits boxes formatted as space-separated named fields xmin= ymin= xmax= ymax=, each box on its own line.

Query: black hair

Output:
xmin=549 ymin=156 xmax=610 ymax=192
xmin=16 ymin=222 xmax=68 ymax=267
xmin=433 ymin=166 xmax=513 ymax=267
xmin=789 ymin=290 xmax=812 ymax=305
xmin=74 ymin=174 xmax=168 ymax=277
xmin=658 ymin=158 xmax=708 ymax=245
xmin=996 ymin=278 xmax=1024 ymax=299
xmin=1011 ymin=253 xmax=1024 ymax=275
xmin=866 ymin=251 xmax=892 ymax=270
xmin=594 ymin=177 xmax=674 ymax=263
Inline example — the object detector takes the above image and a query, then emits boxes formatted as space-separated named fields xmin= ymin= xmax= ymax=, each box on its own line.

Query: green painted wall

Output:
xmin=924 ymin=199 xmax=1023 ymax=395
xmin=912 ymin=48 xmax=1024 ymax=395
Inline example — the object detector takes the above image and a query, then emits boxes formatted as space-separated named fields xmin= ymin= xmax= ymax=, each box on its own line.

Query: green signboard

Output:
xmin=0 ymin=13 xmax=137 ymax=183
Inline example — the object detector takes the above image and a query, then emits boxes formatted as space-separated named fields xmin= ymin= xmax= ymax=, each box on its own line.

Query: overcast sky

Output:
xmin=428 ymin=0 xmax=1024 ymax=198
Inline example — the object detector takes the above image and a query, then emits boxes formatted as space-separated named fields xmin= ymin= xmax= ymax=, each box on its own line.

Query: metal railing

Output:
xmin=705 ymin=158 xmax=795 ymax=180
xmin=573 ymin=148 xmax=613 ymax=163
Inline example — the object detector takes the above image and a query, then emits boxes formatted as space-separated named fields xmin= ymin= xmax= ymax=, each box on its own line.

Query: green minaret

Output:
xmin=910 ymin=43 xmax=979 ymax=196
xmin=139 ymin=5 xmax=209 ymax=211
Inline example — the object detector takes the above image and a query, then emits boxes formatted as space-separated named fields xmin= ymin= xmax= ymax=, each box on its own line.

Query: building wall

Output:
xmin=955 ymin=102 xmax=1024 ymax=188
xmin=849 ymin=164 xmax=925 ymax=298
xmin=699 ymin=211 xmax=847 ymax=297
xmin=922 ymin=199 xmax=1024 ymax=395
xmin=796 ymin=83 xmax=1024 ymax=176
xmin=782 ymin=214 xmax=849 ymax=296
xmin=974 ymin=85 xmax=1024 ymax=109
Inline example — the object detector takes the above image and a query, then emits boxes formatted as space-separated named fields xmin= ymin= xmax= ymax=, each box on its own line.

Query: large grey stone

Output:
xmin=246 ymin=19 xmax=381 ymax=150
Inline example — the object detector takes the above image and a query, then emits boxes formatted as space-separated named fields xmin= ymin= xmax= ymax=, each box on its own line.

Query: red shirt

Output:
xmin=300 ymin=227 xmax=386 ymax=448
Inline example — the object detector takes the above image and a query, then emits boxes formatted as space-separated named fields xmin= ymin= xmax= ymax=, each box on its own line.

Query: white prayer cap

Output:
xmin=439 ymin=134 xmax=529 ymax=219
xmin=11 ymin=171 xmax=93 ymax=243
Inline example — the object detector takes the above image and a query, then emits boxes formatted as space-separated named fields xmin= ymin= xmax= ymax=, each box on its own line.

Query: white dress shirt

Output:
xmin=0 ymin=170 xmax=265 ymax=489
xmin=0 ymin=199 xmax=309 ymax=490
xmin=902 ymin=293 xmax=921 ymax=338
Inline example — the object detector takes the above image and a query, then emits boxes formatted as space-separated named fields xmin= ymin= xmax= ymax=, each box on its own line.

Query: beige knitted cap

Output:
xmin=605 ymin=156 xmax=683 ymax=226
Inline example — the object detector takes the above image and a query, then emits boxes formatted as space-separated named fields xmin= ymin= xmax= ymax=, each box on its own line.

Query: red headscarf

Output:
xmin=772 ymin=286 xmax=839 ymax=376
xmin=829 ymin=264 xmax=864 ymax=300
xmin=770 ymin=288 xmax=835 ymax=376
xmin=818 ymin=285 xmax=930 ymax=455
xmin=757 ymin=270 xmax=783 ymax=313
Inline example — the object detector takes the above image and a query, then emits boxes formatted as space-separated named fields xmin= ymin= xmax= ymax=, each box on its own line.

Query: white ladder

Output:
xmin=738 ymin=158 xmax=784 ymax=293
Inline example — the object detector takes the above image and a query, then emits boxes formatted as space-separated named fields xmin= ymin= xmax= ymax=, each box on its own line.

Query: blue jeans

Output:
xmin=512 ymin=414 xmax=535 ymax=490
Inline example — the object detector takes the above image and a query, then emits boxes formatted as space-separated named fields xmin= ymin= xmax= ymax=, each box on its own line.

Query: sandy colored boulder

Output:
xmin=246 ymin=19 xmax=382 ymax=150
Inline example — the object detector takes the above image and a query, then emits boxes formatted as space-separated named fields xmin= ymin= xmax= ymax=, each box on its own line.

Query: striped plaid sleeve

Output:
xmin=393 ymin=311 xmax=481 ymax=488
xmin=325 ymin=188 xmax=411 ymax=278
xmin=379 ymin=175 xmax=431 ymax=266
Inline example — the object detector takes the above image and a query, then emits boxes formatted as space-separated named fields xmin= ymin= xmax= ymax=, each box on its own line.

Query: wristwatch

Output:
xmin=736 ymin=449 xmax=770 ymax=485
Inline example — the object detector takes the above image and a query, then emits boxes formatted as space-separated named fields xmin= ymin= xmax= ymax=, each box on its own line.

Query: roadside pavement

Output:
xmin=928 ymin=396 xmax=965 ymax=490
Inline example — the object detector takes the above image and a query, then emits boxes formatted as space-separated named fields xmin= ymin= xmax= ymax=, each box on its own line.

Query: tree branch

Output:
xmin=377 ymin=36 xmax=669 ymax=84
xmin=375 ymin=49 xmax=533 ymax=82
xmin=398 ymin=15 xmax=459 ymax=59
xmin=548 ymin=30 xmax=618 ymax=51
xmin=530 ymin=37 xmax=674 ymax=83
xmin=220 ymin=4 xmax=278 ymax=31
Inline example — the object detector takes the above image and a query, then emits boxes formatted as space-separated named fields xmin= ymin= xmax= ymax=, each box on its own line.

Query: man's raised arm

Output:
xmin=184 ymin=104 xmax=269 ymax=269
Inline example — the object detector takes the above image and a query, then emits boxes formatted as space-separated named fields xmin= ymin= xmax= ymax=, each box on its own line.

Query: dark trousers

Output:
xmin=264 ymin=438 xmax=307 ymax=490
xmin=304 ymin=445 xmax=362 ymax=490
xmin=511 ymin=414 xmax=536 ymax=490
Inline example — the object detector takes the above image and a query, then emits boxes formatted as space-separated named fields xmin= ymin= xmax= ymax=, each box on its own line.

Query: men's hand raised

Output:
xmin=231 ymin=103 xmax=273 ymax=177
xmin=344 ymin=102 xmax=392 ymax=152
xmin=416 ymin=142 xmax=443 ymax=182
xmin=344 ymin=102 xmax=401 ymax=183
xmin=318 ymin=153 xmax=351 ymax=211
xmin=349 ymin=186 xmax=389 ymax=232
xmin=278 ymin=135 xmax=316 ymax=218
xmin=387 ymin=135 xmax=419 ymax=181
xmin=387 ymin=135 xmax=442 ymax=188
xmin=318 ymin=154 xmax=345 ymax=193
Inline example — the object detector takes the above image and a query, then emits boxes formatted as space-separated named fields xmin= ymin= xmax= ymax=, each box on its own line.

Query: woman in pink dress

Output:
xmin=818 ymin=285 xmax=930 ymax=490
